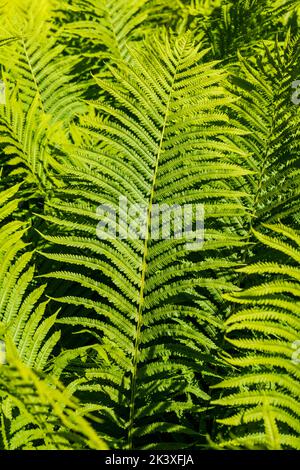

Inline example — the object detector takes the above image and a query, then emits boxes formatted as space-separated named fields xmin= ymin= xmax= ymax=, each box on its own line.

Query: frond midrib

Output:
xmin=127 ymin=36 xmax=188 ymax=449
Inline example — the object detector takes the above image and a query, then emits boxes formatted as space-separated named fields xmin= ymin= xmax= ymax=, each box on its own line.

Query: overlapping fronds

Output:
xmin=59 ymin=0 xmax=152 ymax=62
xmin=0 ymin=336 xmax=108 ymax=449
xmin=0 ymin=0 xmax=299 ymax=452
xmin=0 ymin=0 xmax=86 ymax=189
xmin=198 ymin=0 xmax=300 ymax=59
xmin=0 ymin=183 xmax=59 ymax=369
xmin=229 ymin=37 xmax=300 ymax=229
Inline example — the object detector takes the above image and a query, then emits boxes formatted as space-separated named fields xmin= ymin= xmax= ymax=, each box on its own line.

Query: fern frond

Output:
xmin=61 ymin=0 xmax=151 ymax=63
xmin=0 ymin=183 xmax=59 ymax=368
xmin=213 ymin=224 xmax=300 ymax=449
xmin=40 ymin=32 xmax=251 ymax=449
xmin=0 ymin=337 xmax=108 ymax=449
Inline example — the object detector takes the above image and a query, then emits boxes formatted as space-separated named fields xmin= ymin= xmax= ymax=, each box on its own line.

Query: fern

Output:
xmin=36 ymin=32 xmax=253 ymax=449
xmin=228 ymin=36 xmax=300 ymax=228
xmin=1 ymin=0 xmax=300 ymax=452
xmin=60 ymin=0 xmax=151 ymax=62
xmin=0 ymin=181 xmax=108 ymax=449
xmin=212 ymin=224 xmax=300 ymax=449
xmin=0 ymin=185 xmax=59 ymax=369
xmin=0 ymin=336 xmax=108 ymax=449
xmin=0 ymin=0 xmax=86 ymax=190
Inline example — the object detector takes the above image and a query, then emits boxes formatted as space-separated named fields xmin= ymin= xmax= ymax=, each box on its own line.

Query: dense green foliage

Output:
xmin=0 ymin=0 xmax=299 ymax=450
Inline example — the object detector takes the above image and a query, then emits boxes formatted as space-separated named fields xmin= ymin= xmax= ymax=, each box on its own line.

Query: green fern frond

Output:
xmin=0 ymin=0 xmax=87 ymax=189
xmin=212 ymin=224 xmax=300 ymax=449
xmin=228 ymin=36 xmax=300 ymax=229
xmin=0 ymin=183 xmax=60 ymax=368
xmin=61 ymin=0 xmax=151 ymax=63
xmin=0 ymin=337 xmax=108 ymax=449
xmin=39 ymin=32 xmax=252 ymax=449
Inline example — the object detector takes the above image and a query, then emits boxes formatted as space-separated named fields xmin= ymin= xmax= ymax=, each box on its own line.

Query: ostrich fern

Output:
xmin=212 ymin=224 xmax=300 ymax=450
xmin=0 ymin=0 xmax=299 ymax=452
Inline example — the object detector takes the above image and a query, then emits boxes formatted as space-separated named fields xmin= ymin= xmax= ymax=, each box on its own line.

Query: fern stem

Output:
xmin=127 ymin=38 xmax=187 ymax=449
